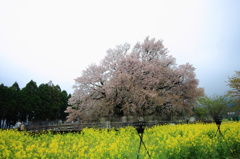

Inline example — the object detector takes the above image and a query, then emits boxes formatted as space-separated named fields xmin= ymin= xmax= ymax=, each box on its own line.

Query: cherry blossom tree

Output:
xmin=65 ymin=37 xmax=204 ymax=122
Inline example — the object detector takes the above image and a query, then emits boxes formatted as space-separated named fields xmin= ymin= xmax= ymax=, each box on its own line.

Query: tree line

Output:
xmin=0 ymin=80 xmax=71 ymax=129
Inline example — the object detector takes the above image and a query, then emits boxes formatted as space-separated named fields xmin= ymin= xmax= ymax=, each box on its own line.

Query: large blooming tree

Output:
xmin=65 ymin=37 xmax=204 ymax=122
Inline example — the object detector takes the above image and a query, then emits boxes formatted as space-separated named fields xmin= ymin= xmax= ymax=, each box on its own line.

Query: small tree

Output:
xmin=194 ymin=106 xmax=208 ymax=121
xmin=227 ymin=71 xmax=240 ymax=111
xmin=195 ymin=95 xmax=231 ymax=120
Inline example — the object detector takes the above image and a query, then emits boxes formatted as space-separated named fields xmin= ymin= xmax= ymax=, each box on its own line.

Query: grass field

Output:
xmin=0 ymin=122 xmax=240 ymax=159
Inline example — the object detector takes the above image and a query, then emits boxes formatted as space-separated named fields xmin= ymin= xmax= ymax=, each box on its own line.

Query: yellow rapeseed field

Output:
xmin=0 ymin=122 xmax=240 ymax=159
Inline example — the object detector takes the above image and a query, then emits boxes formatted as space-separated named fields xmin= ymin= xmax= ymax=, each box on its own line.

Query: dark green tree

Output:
xmin=0 ymin=82 xmax=21 ymax=128
xmin=7 ymin=82 xmax=21 ymax=126
xmin=59 ymin=91 xmax=71 ymax=121
xmin=37 ymin=81 xmax=71 ymax=123
xmin=37 ymin=82 xmax=60 ymax=122
xmin=0 ymin=84 xmax=9 ymax=128
xmin=21 ymin=80 xmax=41 ymax=122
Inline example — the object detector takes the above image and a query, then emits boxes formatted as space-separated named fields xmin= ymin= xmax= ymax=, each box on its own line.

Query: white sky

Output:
xmin=0 ymin=0 xmax=240 ymax=96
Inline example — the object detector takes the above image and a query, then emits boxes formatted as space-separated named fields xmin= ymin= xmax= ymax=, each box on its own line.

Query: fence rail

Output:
xmin=24 ymin=121 xmax=190 ymax=132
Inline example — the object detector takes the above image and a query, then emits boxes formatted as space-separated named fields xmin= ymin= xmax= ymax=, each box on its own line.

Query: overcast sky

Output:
xmin=0 ymin=0 xmax=240 ymax=96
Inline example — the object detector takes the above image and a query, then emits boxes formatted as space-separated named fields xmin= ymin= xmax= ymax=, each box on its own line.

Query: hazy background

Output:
xmin=0 ymin=0 xmax=240 ymax=95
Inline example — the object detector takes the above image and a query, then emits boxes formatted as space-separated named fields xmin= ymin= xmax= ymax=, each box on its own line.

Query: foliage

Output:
xmin=0 ymin=122 xmax=240 ymax=159
xmin=21 ymin=80 xmax=41 ymax=122
xmin=67 ymin=37 xmax=204 ymax=122
xmin=0 ymin=82 xmax=22 ymax=128
xmin=227 ymin=71 xmax=240 ymax=110
xmin=193 ymin=106 xmax=208 ymax=120
xmin=195 ymin=95 xmax=231 ymax=119
xmin=0 ymin=80 xmax=71 ymax=128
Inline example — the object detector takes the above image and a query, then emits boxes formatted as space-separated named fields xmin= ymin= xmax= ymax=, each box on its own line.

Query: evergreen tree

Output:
xmin=7 ymin=82 xmax=21 ymax=126
xmin=37 ymin=81 xmax=71 ymax=122
xmin=0 ymin=82 xmax=21 ymax=128
xmin=21 ymin=80 xmax=41 ymax=122
xmin=37 ymin=82 xmax=60 ymax=122
xmin=0 ymin=84 xmax=8 ymax=128
xmin=59 ymin=90 xmax=71 ymax=121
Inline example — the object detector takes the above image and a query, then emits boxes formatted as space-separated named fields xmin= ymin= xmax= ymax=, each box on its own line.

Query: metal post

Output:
xmin=136 ymin=122 xmax=151 ymax=159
